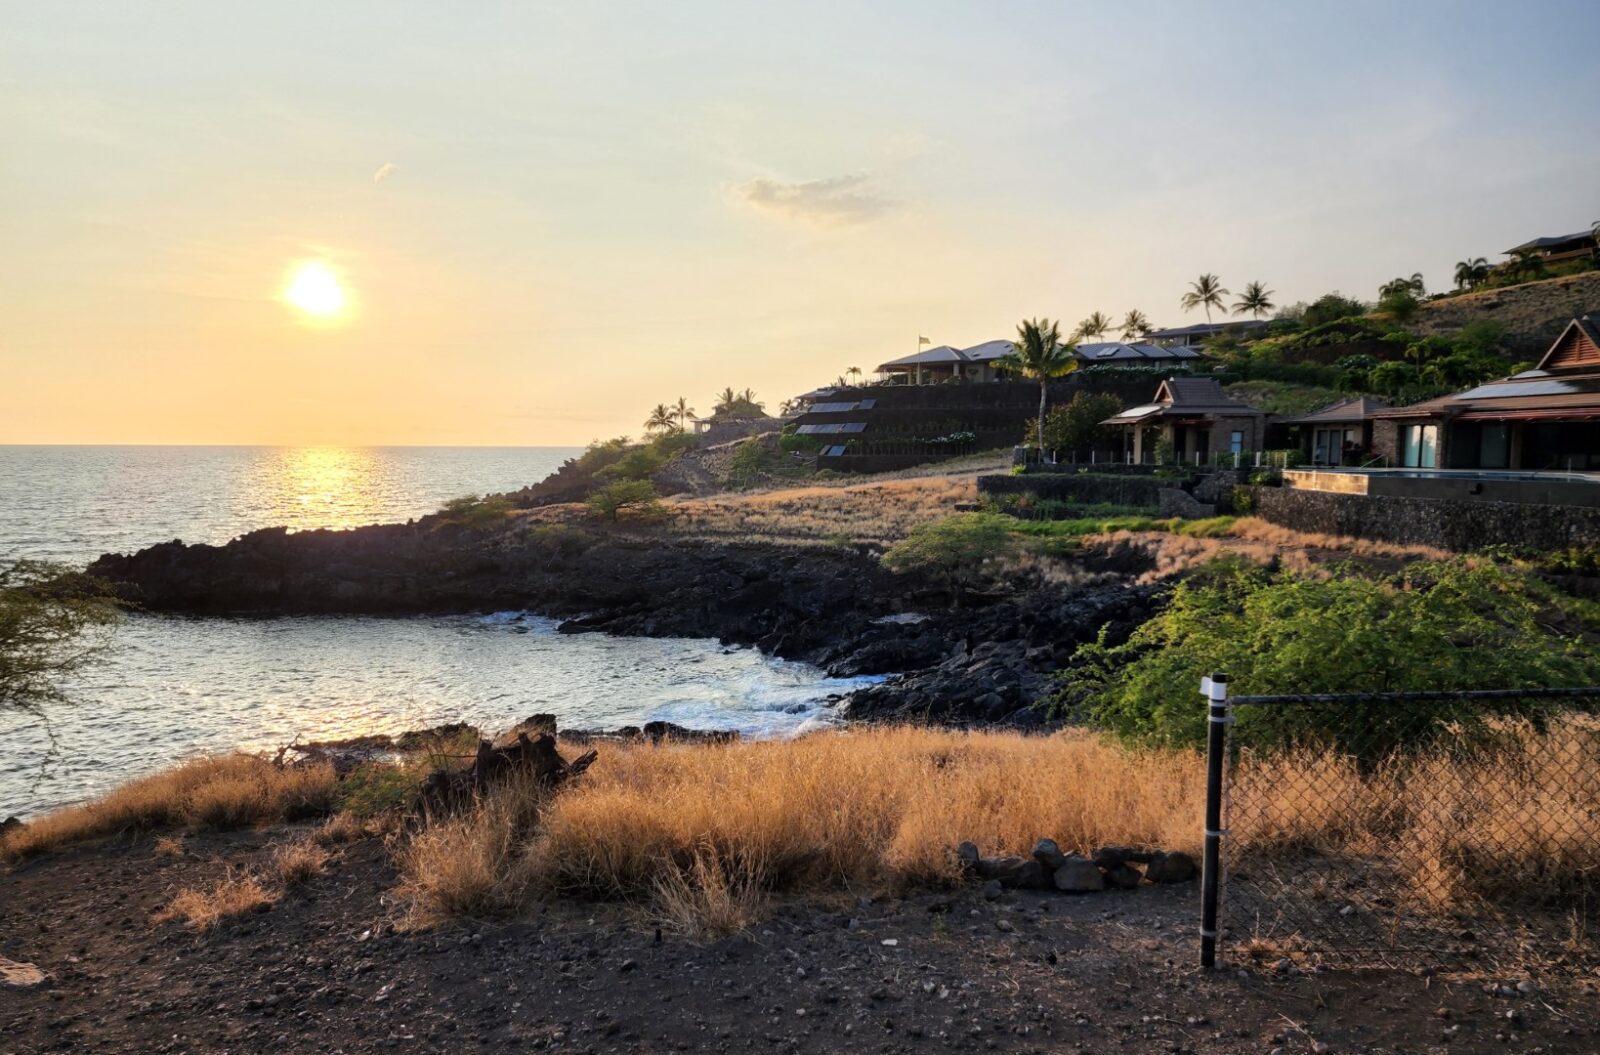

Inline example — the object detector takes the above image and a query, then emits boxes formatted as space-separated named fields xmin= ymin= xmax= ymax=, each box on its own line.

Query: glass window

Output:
xmin=1479 ymin=424 xmax=1510 ymax=469
xmin=1230 ymin=431 xmax=1244 ymax=455
xmin=1402 ymin=424 xmax=1438 ymax=468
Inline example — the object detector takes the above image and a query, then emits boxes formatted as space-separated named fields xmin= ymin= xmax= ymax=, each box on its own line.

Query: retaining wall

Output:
xmin=1250 ymin=486 xmax=1600 ymax=551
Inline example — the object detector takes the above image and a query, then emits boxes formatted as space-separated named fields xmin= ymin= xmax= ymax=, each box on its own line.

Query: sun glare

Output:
xmin=283 ymin=261 xmax=348 ymax=320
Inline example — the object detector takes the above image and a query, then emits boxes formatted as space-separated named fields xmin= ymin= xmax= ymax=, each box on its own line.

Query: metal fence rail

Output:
xmin=1200 ymin=676 xmax=1600 ymax=972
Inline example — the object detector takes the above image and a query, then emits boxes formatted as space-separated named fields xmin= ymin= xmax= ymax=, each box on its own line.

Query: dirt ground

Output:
xmin=3 ymin=828 xmax=1595 ymax=1055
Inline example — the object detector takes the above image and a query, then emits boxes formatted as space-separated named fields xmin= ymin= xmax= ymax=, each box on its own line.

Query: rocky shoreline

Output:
xmin=85 ymin=517 xmax=1163 ymax=726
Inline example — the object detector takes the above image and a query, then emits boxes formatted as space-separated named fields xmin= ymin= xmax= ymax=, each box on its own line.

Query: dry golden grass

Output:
xmin=395 ymin=727 xmax=1205 ymax=926
xmin=314 ymin=811 xmax=375 ymax=845
xmin=270 ymin=838 xmax=333 ymax=887
xmin=1 ymin=754 xmax=336 ymax=860
xmin=392 ymin=721 xmax=1600 ymax=933
xmin=153 ymin=835 xmax=185 ymax=858
xmin=664 ymin=477 xmax=979 ymax=546
xmin=1232 ymin=717 xmax=1600 ymax=909
xmin=152 ymin=869 xmax=277 ymax=931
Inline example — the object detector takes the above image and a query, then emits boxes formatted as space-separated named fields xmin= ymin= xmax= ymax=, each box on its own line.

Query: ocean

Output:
xmin=0 ymin=446 xmax=878 ymax=817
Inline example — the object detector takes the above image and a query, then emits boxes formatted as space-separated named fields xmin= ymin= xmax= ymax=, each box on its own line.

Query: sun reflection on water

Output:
xmin=267 ymin=446 xmax=387 ymax=533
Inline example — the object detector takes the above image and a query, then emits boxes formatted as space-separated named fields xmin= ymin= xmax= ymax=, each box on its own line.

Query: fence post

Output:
xmin=1200 ymin=672 xmax=1230 ymax=969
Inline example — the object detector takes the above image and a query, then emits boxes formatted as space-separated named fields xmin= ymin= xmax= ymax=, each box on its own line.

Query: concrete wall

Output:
xmin=1251 ymin=485 xmax=1600 ymax=551
xmin=1415 ymin=270 xmax=1600 ymax=356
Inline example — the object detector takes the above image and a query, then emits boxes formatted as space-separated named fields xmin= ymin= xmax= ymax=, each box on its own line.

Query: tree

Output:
xmin=438 ymin=494 xmax=514 ymax=528
xmin=672 ymin=397 xmax=696 ymax=431
xmin=1075 ymin=311 xmax=1113 ymax=342
xmin=1453 ymin=257 xmax=1490 ymax=291
xmin=1 ymin=560 xmax=122 ymax=716
xmin=845 ymin=366 xmax=863 ymax=385
xmin=1511 ymin=249 xmax=1547 ymax=284
xmin=1377 ymin=289 xmax=1420 ymax=325
xmin=1232 ymin=281 xmax=1275 ymax=319
xmin=1379 ymin=273 xmax=1426 ymax=300
xmin=1119 ymin=310 xmax=1151 ymax=341
xmin=643 ymin=404 xmax=679 ymax=434
xmin=1301 ymin=292 xmax=1370 ymax=328
xmin=1404 ymin=336 xmax=1450 ymax=380
xmin=998 ymin=318 xmax=1078 ymax=451
xmin=880 ymin=513 xmax=1018 ymax=607
xmin=710 ymin=388 xmax=765 ymax=419
xmin=586 ymin=479 xmax=661 ymax=522
xmin=1180 ymin=274 xmax=1230 ymax=324
xmin=1040 ymin=392 xmax=1125 ymax=454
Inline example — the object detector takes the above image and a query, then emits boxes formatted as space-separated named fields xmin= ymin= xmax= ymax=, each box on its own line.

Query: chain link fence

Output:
xmin=1200 ymin=679 xmax=1600 ymax=973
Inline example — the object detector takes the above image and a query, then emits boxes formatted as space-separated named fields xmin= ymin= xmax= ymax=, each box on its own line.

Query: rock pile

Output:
xmin=958 ymin=838 xmax=1195 ymax=895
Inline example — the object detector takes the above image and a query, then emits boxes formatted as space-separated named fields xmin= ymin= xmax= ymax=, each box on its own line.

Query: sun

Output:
xmin=283 ymin=261 xmax=348 ymax=319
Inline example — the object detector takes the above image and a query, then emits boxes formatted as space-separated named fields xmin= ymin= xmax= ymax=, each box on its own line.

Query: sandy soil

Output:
xmin=3 ymin=828 xmax=1595 ymax=1054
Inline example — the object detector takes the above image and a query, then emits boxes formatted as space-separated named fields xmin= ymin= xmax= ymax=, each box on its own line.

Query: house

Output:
xmin=1280 ymin=397 xmax=1392 ymax=467
xmin=1101 ymin=377 xmax=1267 ymax=464
xmin=877 ymin=338 xmax=1206 ymax=383
xmin=1073 ymin=341 xmax=1208 ymax=365
xmin=1371 ymin=314 xmax=1600 ymax=471
xmin=1503 ymin=230 xmax=1598 ymax=265
xmin=1142 ymin=320 xmax=1271 ymax=348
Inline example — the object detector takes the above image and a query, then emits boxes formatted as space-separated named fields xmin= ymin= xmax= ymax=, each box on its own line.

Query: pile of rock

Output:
xmin=957 ymin=838 xmax=1196 ymax=895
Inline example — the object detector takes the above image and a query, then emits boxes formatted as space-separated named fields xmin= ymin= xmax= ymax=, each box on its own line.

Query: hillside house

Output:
xmin=1101 ymin=377 xmax=1267 ymax=464
xmin=1372 ymin=314 xmax=1600 ymax=471
xmin=1281 ymin=397 xmax=1392 ymax=466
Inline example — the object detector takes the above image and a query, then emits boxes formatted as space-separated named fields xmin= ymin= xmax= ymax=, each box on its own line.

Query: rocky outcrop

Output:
xmin=842 ymin=582 xmax=1164 ymax=724
xmin=87 ymin=520 xmax=1168 ymax=725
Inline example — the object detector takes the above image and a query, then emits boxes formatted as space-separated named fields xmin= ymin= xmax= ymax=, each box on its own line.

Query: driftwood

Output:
xmin=418 ymin=727 xmax=597 ymax=817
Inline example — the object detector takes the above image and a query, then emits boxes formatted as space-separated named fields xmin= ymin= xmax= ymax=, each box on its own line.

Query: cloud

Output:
xmin=372 ymin=162 xmax=397 ymax=184
xmin=733 ymin=173 xmax=894 ymax=227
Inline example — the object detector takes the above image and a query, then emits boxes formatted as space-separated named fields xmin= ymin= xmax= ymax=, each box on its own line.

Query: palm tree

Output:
xmin=1180 ymin=274 xmax=1230 ymax=324
xmin=1515 ymin=250 xmax=1547 ymax=283
xmin=643 ymin=404 xmax=677 ymax=434
xmin=1119 ymin=310 xmax=1150 ymax=341
xmin=1453 ymin=257 xmax=1489 ymax=291
xmin=845 ymin=366 xmax=863 ymax=385
xmin=1074 ymin=311 xmax=1113 ymax=343
xmin=672 ymin=396 xmax=696 ymax=431
xmin=1231 ymin=281 xmax=1275 ymax=319
xmin=1379 ymin=273 xmax=1426 ymax=300
xmin=712 ymin=387 xmax=738 ymax=414
xmin=998 ymin=318 xmax=1078 ymax=451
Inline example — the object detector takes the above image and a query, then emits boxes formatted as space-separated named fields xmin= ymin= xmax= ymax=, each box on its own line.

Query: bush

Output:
xmin=880 ymin=513 xmax=1018 ymax=602
xmin=728 ymin=438 xmax=773 ymax=487
xmin=437 ymin=494 xmax=514 ymax=529
xmin=586 ymin=479 xmax=661 ymax=522
xmin=1301 ymin=292 xmax=1371 ymax=328
xmin=1040 ymin=391 xmax=1125 ymax=453
xmin=1057 ymin=557 xmax=1600 ymax=753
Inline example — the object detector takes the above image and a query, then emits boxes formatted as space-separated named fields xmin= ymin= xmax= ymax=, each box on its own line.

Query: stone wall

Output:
xmin=1416 ymin=271 xmax=1600 ymax=355
xmin=979 ymin=472 xmax=1168 ymax=508
xmin=1250 ymin=486 xmax=1600 ymax=551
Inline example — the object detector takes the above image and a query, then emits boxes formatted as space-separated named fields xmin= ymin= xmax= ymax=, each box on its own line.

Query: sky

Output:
xmin=3 ymin=1 xmax=1599 ymax=446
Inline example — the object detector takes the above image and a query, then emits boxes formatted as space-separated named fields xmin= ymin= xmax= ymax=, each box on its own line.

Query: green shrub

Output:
xmin=1230 ymin=486 xmax=1255 ymax=514
xmin=586 ymin=480 xmax=661 ymax=522
xmin=1040 ymin=391 xmax=1124 ymax=453
xmin=437 ymin=494 xmax=514 ymax=529
xmin=1057 ymin=556 xmax=1600 ymax=753
xmin=881 ymin=513 xmax=1019 ymax=603
xmin=728 ymin=438 xmax=773 ymax=486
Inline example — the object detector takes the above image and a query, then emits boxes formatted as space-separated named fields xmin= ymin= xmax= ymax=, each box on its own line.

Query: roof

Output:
xmin=1377 ymin=315 xmax=1600 ymax=421
xmin=1281 ymin=396 xmax=1392 ymax=426
xmin=876 ymin=345 xmax=965 ymax=370
xmin=1535 ymin=314 xmax=1600 ymax=370
xmin=1074 ymin=340 xmax=1206 ymax=362
xmin=1142 ymin=320 xmax=1271 ymax=340
xmin=960 ymin=339 xmax=1015 ymax=362
xmin=1504 ymin=230 xmax=1596 ymax=254
xmin=1102 ymin=376 xmax=1265 ymax=424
